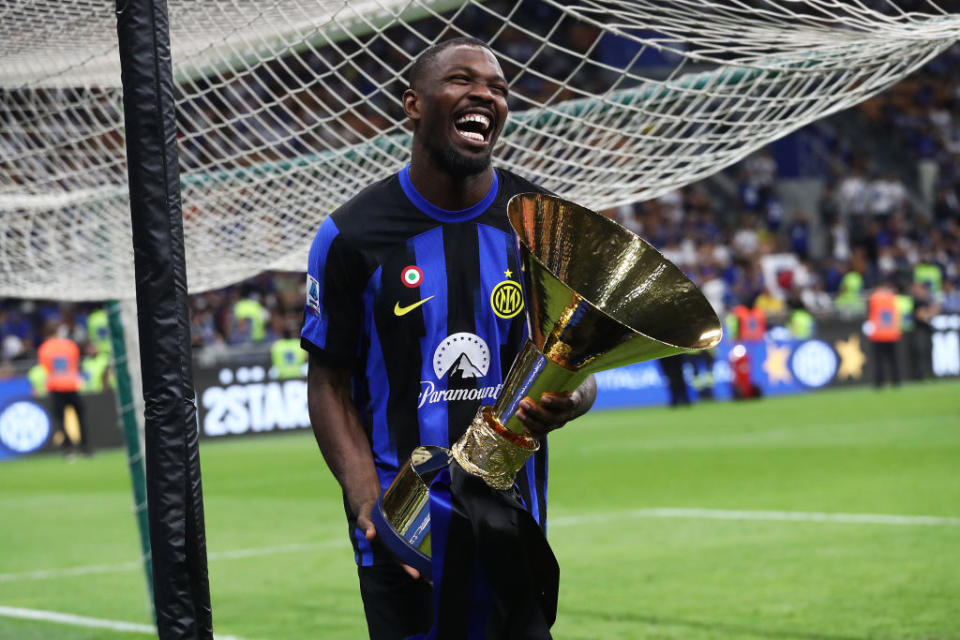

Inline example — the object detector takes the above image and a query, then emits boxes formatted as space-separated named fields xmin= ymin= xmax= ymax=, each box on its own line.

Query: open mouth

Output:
xmin=454 ymin=111 xmax=493 ymax=145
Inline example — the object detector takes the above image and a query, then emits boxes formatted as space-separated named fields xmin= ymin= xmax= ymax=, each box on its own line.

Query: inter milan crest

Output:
xmin=491 ymin=269 xmax=523 ymax=319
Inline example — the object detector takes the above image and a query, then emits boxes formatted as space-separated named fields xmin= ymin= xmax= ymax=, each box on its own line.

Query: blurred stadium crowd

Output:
xmin=2 ymin=2 xmax=959 ymax=376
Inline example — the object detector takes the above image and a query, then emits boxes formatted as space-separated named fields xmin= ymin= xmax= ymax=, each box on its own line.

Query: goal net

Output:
xmin=2 ymin=0 xmax=957 ymax=300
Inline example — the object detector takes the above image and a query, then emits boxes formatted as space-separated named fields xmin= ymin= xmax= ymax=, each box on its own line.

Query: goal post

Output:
xmin=115 ymin=0 xmax=212 ymax=637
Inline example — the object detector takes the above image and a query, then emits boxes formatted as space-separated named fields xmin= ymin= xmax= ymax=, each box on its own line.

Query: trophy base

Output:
xmin=369 ymin=405 xmax=541 ymax=575
xmin=370 ymin=493 xmax=431 ymax=576
xmin=370 ymin=446 xmax=450 ymax=576
xmin=452 ymin=406 xmax=539 ymax=490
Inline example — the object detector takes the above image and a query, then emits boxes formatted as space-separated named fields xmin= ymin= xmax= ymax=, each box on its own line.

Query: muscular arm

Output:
xmin=307 ymin=353 xmax=381 ymax=540
xmin=308 ymin=353 xmax=424 ymax=579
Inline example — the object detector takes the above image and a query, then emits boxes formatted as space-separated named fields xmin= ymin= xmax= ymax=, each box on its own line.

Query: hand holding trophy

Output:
xmin=371 ymin=191 xmax=722 ymax=575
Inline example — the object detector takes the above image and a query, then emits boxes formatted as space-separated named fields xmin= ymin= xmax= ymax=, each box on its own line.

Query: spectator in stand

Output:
xmin=838 ymin=167 xmax=869 ymax=225
xmin=602 ymin=203 xmax=642 ymax=234
xmin=1 ymin=305 xmax=35 ymax=360
xmin=933 ymin=186 xmax=960 ymax=227
xmin=699 ymin=266 xmax=728 ymax=318
xmin=732 ymin=214 xmax=760 ymax=257
xmin=657 ymin=188 xmax=684 ymax=225
xmin=941 ymin=278 xmax=960 ymax=313
xmin=728 ymin=258 xmax=765 ymax=309
xmin=744 ymin=150 xmax=777 ymax=191
xmin=787 ymin=212 xmax=810 ymax=260
xmin=754 ymin=286 xmax=785 ymax=316
xmin=867 ymin=171 xmax=907 ymax=223
xmin=828 ymin=213 xmax=852 ymax=263
xmin=190 ymin=305 xmax=218 ymax=348
xmin=821 ymin=258 xmax=844 ymax=295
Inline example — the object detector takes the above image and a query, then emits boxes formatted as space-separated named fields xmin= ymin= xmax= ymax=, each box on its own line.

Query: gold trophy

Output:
xmin=370 ymin=192 xmax=723 ymax=573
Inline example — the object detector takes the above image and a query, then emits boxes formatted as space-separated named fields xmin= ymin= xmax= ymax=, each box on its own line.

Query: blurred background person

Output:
xmin=866 ymin=282 xmax=903 ymax=389
xmin=37 ymin=323 xmax=91 ymax=456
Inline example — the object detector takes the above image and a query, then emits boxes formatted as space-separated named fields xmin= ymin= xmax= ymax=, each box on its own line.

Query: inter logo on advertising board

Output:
xmin=491 ymin=274 xmax=523 ymax=319
xmin=0 ymin=401 xmax=51 ymax=454
xmin=789 ymin=340 xmax=838 ymax=388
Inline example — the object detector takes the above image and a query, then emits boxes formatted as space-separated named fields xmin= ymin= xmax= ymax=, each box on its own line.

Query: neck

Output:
xmin=408 ymin=145 xmax=495 ymax=211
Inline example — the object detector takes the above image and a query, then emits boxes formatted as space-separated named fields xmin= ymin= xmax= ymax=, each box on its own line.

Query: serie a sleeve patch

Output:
xmin=306 ymin=274 xmax=321 ymax=315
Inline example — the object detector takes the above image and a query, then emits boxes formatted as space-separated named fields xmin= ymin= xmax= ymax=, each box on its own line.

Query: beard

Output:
xmin=430 ymin=140 xmax=493 ymax=178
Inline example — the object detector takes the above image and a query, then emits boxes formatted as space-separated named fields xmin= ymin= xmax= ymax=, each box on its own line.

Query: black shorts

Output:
xmin=358 ymin=563 xmax=433 ymax=640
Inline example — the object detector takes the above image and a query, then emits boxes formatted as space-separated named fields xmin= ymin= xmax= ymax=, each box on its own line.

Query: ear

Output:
xmin=402 ymin=88 xmax=420 ymax=122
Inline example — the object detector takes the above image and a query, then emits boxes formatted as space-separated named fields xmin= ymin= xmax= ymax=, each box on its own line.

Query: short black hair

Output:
xmin=407 ymin=36 xmax=492 ymax=91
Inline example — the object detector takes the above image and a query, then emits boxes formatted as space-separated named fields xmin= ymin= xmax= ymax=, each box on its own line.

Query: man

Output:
xmin=37 ymin=323 xmax=91 ymax=456
xmin=866 ymin=282 xmax=902 ymax=388
xmin=301 ymin=38 xmax=596 ymax=639
xmin=911 ymin=280 xmax=940 ymax=380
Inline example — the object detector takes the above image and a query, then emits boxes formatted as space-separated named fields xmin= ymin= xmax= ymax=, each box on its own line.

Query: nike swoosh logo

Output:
xmin=394 ymin=296 xmax=435 ymax=316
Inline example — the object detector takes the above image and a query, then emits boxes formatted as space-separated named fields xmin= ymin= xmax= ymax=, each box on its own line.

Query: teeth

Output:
xmin=457 ymin=130 xmax=485 ymax=143
xmin=455 ymin=113 xmax=491 ymax=131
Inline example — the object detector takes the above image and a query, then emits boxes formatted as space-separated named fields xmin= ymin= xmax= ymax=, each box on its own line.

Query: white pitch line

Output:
xmin=0 ymin=605 xmax=155 ymax=634
xmin=0 ymin=560 xmax=142 ymax=583
xmin=2 ymin=509 xmax=956 ymax=586
xmin=0 ymin=539 xmax=343 ymax=584
xmin=0 ymin=605 xmax=249 ymax=639
xmin=550 ymin=507 xmax=960 ymax=527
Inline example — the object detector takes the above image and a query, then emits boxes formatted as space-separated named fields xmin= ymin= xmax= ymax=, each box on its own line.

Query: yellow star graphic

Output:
xmin=763 ymin=344 xmax=793 ymax=385
xmin=504 ymin=269 xmax=513 ymax=279
xmin=834 ymin=334 xmax=866 ymax=380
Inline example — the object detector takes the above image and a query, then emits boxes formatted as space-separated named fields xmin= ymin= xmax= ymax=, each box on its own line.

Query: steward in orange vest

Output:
xmin=867 ymin=288 xmax=902 ymax=343
xmin=732 ymin=305 xmax=766 ymax=341
xmin=38 ymin=336 xmax=82 ymax=392
xmin=37 ymin=327 xmax=91 ymax=454
xmin=866 ymin=286 xmax=901 ymax=388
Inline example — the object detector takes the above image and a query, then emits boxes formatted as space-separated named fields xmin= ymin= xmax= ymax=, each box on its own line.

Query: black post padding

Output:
xmin=116 ymin=0 xmax=213 ymax=638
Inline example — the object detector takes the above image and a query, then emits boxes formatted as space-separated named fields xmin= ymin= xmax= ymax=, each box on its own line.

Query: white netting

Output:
xmin=1 ymin=0 xmax=958 ymax=300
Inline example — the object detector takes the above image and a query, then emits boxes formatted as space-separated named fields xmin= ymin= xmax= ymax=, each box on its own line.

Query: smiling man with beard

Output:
xmin=301 ymin=37 xmax=596 ymax=639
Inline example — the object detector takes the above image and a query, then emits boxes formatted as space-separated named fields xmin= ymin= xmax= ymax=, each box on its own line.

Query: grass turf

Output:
xmin=0 ymin=381 xmax=957 ymax=639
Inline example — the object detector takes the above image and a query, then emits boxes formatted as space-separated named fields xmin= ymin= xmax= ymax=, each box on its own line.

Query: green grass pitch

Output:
xmin=1 ymin=381 xmax=958 ymax=639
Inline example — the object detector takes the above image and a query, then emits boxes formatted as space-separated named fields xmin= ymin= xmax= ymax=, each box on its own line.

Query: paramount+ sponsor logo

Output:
xmin=200 ymin=366 xmax=310 ymax=437
xmin=418 ymin=381 xmax=503 ymax=409
xmin=418 ymin=332 xmax=501 ymax=408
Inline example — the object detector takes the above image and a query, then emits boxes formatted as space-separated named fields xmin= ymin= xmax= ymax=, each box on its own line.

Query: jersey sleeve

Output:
xmin=300 ymin=216 xmax=366 ymax=366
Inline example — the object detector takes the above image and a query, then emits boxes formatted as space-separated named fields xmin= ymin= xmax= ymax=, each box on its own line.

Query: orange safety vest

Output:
xmin=37 ymin=337 xmax=82 ymax=392
xmin=733 ymin=305 xmax=766 ymax=341
xmin=868 ymin=289 xmax=901 ymax=342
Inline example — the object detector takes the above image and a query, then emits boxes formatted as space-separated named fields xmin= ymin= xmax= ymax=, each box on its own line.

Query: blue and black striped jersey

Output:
xmin=301 ymin=165 xmax=550 ymax=566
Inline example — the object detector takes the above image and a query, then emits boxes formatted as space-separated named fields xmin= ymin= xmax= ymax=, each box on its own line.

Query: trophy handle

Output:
xmin=492 ymin=339 xmax=589 ymax=434
xmin=370 ymin=446 xmax=450 ymax=575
